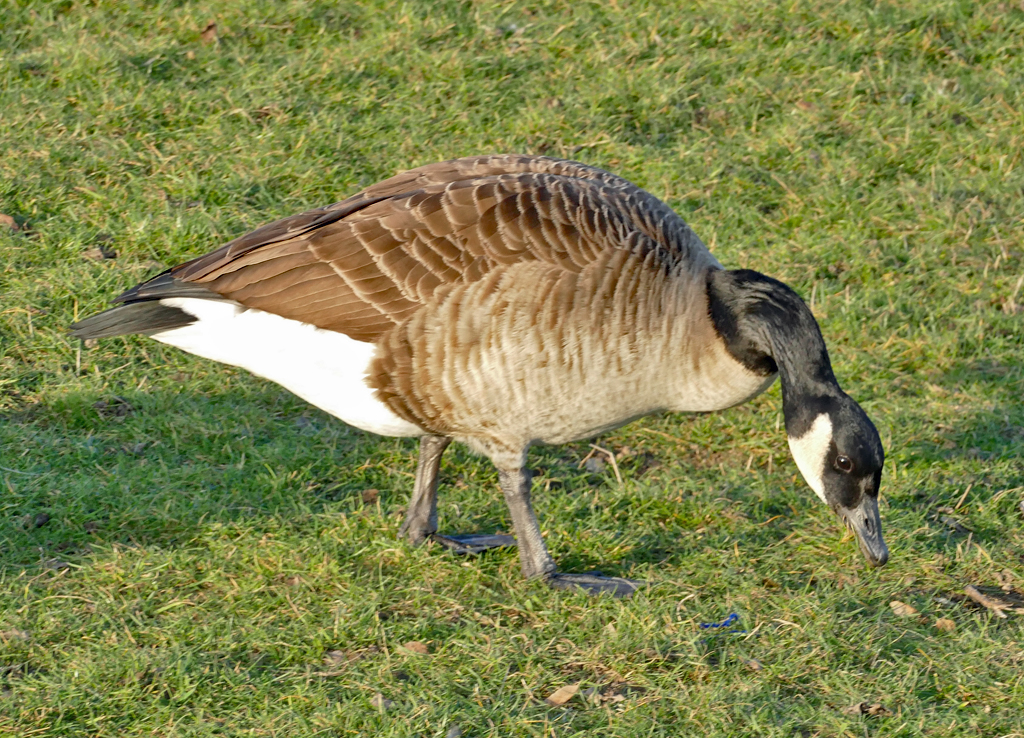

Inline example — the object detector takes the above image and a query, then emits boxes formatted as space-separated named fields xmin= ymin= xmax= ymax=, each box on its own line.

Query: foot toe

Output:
xmin=430 ymin=533 xmax=517 ymax=555
xmin=546 ymin=572 xmax=644 ymax=598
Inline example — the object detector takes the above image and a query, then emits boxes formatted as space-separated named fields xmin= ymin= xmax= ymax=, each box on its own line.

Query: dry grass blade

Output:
xmin=954 ymin=484 xmax=972 ymax=510
xmin=963 ymin=585 xmax=1024 ymax=618
xmin=589 ymin=444 xmax=623 ymax=486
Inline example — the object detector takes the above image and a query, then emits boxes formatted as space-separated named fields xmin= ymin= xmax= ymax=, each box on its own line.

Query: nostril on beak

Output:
xmin=871 ymin=545 xmax=890 ymax=567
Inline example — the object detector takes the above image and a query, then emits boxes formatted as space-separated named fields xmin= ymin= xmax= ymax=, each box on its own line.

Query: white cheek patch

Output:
xmin=787 ymin=413 xmax=833 ymax=504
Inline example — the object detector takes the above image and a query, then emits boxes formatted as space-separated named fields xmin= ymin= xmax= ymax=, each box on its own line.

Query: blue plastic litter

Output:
xmin=698 ymin=612 xmax=746 ymax=634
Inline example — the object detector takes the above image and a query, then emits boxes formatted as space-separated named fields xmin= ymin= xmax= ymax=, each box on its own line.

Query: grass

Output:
xmin=1 ymin=0 xmax=1023 ymax=735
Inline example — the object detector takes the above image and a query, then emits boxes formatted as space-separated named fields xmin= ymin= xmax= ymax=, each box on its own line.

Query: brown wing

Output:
xmin=166 ymin=154 xmax=712 ymax=342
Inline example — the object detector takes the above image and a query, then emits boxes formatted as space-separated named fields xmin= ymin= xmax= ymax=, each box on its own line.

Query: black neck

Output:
xmin=706 ymin=269 xmax=842 ymax=437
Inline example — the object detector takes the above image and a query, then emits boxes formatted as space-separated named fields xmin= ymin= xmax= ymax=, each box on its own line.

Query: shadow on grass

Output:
xmin=0 ymin=385 xmax=416 ymax=569
xmin=0 ymin=393 xmax=799 ymax=585
xmin=4 ymin=350 xmax=1020 ymax=585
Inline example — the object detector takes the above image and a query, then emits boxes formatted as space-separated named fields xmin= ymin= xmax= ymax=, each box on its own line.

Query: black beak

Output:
xmin=839 ymin=495 xmax=888 ymax=567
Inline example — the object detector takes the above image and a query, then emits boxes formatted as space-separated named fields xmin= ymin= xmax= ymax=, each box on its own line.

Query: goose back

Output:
xmin=144 ymin=155 xmax=719 ymax=342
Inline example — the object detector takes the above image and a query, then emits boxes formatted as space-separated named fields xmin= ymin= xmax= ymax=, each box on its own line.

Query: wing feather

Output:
xmin=150 ymin=155 xmax=713 ymax=342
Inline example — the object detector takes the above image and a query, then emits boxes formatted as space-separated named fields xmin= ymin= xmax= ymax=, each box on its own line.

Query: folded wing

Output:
xmin=116 ymin=155 xmax=711 ymax=342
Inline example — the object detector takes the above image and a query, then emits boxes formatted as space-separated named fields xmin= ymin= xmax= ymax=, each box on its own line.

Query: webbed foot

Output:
xmin=430 ymin=533 xmax=517 ymax=555
xmin=546 ymin=572 xmax=644 ymax=598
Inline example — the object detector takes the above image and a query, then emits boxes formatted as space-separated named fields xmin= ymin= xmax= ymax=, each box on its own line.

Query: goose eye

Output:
xmin=835 ymin=455 xmax=853 ymax=473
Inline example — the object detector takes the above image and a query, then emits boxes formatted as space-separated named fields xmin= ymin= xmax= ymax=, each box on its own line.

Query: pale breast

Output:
xmin=369 ymin=251 xmax=757 ymax=452
xmin=667 ymin=333 xmax=779 ymax=413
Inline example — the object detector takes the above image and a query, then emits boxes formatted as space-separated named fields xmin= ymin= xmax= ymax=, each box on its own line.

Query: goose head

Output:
xmin=707 ymin=268 xmax=888 ymax=567
xmin=786 ymin=394 xmax=888 ymax=567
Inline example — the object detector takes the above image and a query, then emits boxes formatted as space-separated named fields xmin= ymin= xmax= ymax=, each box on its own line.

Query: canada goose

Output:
xmin=71 ymin=154 xmax=888 ymax=596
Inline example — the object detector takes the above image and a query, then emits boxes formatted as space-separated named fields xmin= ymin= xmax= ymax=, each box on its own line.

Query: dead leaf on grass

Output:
xmin=200 ymin=22 xmax=218 ymax=43
xmin=934 ymin=618 xmax=956 ymax=633
xmin=401 ymin=640 xmax=430 ymax=655
xmin=544 ymin=683 xmax=579 ymax=706
xmin=322 ymin=650 xmax=347 ymax=666
xmin=889 ymin=600 xmax=918 ymax=617
xmin=360 ymin=488 xmax=379 ymax=505
xmin=0 ymin=214 xmax=19 ymax=232
xmin=742 ymin=658 xmax=763 ymax=671
xmin=842 ymin=702 xmax=891 ymax=717
xmin=370 ymin=692 xmax=393 ymax=711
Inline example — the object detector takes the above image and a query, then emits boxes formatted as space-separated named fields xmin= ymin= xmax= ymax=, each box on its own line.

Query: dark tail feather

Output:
xmin=70 ymin=301 xmax=196 ymax=339
xmin=71 ymin=272 xmax=233 ymax=339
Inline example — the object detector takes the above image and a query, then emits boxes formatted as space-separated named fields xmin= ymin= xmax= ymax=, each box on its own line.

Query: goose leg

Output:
xmin=499 ymin=468 xmax=557 ymax=579
xmin=499 ymin=467 xmax=643 ymax=598
xmin=399 ymin=435 xmax=450 ymax=546
xmin=399 ymin=435 xmax=516 ymax=554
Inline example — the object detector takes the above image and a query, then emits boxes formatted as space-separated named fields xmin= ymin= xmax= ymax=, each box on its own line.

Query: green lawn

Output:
xmin=2 ymin=0 xmax=1023 ymax=735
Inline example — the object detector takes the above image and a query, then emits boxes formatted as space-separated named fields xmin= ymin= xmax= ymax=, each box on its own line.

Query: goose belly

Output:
xmin=151 ymin=298 xmax=423 ymax=437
